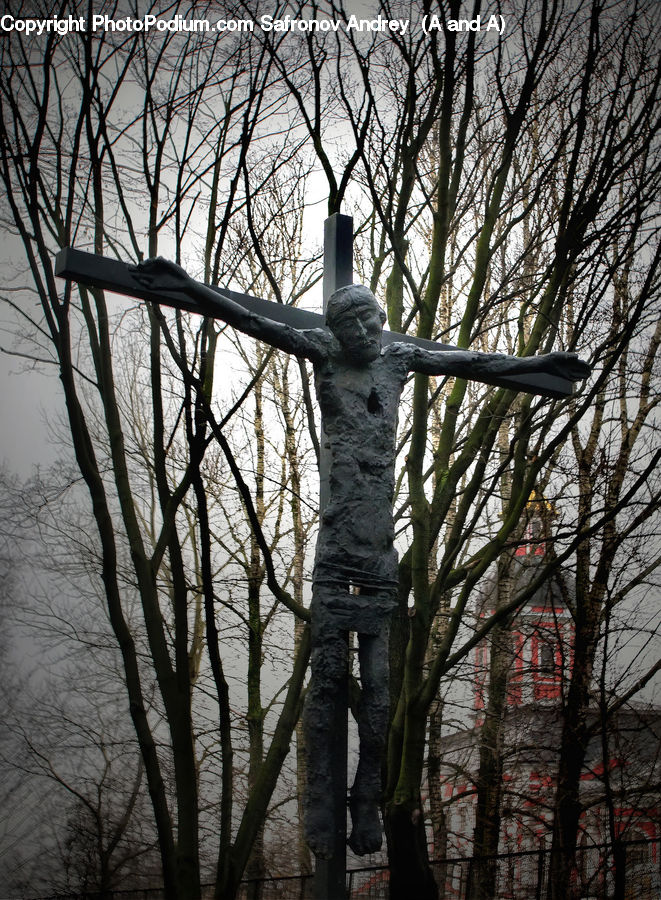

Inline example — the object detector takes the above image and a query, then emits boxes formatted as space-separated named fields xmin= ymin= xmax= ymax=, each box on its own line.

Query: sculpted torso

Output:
xmin=312 ymin=344 xmax=410 ymax=594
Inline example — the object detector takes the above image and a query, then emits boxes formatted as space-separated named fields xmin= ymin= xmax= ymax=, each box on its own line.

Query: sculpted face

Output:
xmin=326 ymin=286 xmax=386 ymax=364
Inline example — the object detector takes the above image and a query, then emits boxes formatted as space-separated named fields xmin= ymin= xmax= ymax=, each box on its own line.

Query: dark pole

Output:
xmin=313 ymin=213 xmax=353 ymax=900
xmin=320 ymin=213 xmax=353 ymax=507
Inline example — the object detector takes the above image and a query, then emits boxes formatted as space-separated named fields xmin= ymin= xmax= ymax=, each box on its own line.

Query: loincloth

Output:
xmin=311 ymin=580 xmax=397 ymax=636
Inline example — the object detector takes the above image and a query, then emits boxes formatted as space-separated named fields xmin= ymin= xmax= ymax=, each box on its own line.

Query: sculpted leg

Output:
xmin=348 ymin=624 xmax=390 ymax=856
xmin=303 ymin=618 xmax=348 ymax=859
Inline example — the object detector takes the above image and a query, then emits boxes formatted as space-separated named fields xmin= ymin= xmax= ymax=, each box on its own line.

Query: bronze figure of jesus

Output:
xmin=132 ymin=259 xmax=590 ymax=859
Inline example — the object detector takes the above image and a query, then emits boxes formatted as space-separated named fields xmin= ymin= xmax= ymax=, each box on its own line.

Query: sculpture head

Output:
xmin=326 ymin=285 xmax=386 ymax=363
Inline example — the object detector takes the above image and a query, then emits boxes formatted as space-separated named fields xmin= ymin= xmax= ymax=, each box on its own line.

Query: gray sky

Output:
xmin=0 ymin=347 xmax=62 ymax=478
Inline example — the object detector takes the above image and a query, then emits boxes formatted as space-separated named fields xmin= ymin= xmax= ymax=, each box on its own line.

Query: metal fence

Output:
xmin=234 ymin=838 xmax=661 ymax=900
xmin=346 ymin=838 xmax=661 ymax=900
xmin=29 ymin=837 xmax=660 ymax=900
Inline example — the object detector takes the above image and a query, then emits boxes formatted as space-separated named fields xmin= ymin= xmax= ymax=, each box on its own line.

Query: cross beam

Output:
xmin=54 ymin=247 xmax=573 ymax=400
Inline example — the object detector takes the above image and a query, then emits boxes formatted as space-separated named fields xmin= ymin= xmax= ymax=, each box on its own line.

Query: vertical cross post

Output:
xmin=320 ymin=213 xmax=353 ymax=507
xmin=313 ymin=213 xmax=353 ymax=900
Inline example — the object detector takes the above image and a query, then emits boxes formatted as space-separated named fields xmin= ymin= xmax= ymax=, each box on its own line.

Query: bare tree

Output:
xmin=243 ymin=2 xmax=661 ymax=895
xmin=2 ymin=2 xmax=659 ymax=899
xmin=0 ymin=4 xmax=317 ymax=896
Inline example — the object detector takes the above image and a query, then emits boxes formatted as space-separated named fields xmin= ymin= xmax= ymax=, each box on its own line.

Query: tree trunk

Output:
xmin=428 ymin=697 xmax=448 ymax=899
xmin=547 ymin=607 xmax=597 ymax=900
xmin=386 ymin=799 xmax=439 ymax=900
xmin=469 ymin=621 xmax=509 ymax=900
xmin=469 ymin=516 xmax=516 ymax=900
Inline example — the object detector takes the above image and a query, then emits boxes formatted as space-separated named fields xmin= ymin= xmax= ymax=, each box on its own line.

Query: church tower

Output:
xmin=474 ymin=490 xmax=574 ymax=716
xmin=438 ymin=494 xmax=660 ymax=896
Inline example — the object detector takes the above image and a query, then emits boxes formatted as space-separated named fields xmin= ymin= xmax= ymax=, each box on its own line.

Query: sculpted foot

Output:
xmin=348 ymin=796 xmax=383 ymax=856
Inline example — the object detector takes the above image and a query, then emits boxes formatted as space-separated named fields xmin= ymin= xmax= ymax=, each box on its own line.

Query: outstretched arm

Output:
xmin=130 ymin=258 xmax=326 ymax=361
xmin=407 ymin=346 xmax=591 ymax=382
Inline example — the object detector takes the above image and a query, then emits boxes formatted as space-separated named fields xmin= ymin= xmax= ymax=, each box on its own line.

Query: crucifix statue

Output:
xmin=56 ymin=214 xmax=589 ymax=897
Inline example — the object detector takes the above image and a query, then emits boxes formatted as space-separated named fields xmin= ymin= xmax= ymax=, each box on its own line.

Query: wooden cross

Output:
xmin=55 ymin=214 xmax=573 ymax=900
xmin=54 ymin=220 xmax=574 ymax=402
